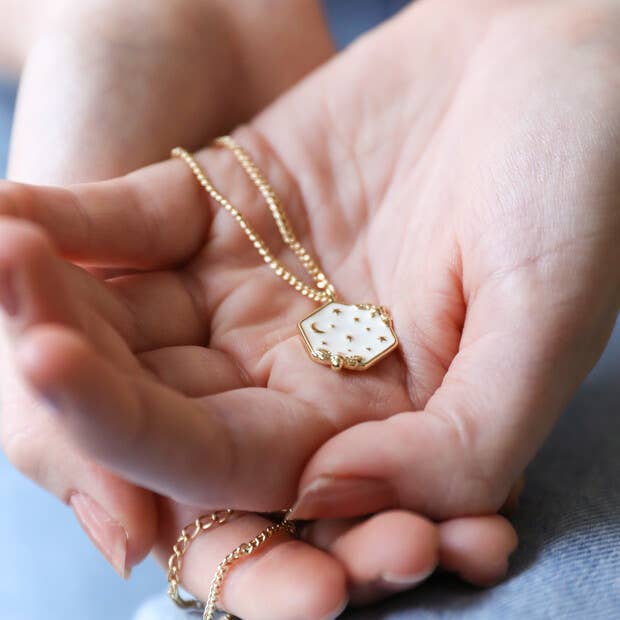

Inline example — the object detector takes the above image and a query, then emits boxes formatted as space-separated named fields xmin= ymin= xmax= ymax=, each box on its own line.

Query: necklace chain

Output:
xmin=169 ymin=137 xmax=311 ymax=619
xmin=172 ymin=136 xmax=336 ymax=304
xmin=167 ymin=510 xmax=295 ymax=620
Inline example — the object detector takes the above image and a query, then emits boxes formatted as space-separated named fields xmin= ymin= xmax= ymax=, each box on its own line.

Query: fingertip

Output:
xmin=69 ymin=474 xmax=158 ymax=578
xmin=258 ymin=541 xmax=348 ymax=620
xmin=104 ymin=482 xmax=159 ymax=570
xmin=0 ymin=214 xmax=54 ymax=262
xmin=313 ymin=511 xmax=439 ymax=606
xmin=15 ymin=323 xmax=93 ymax=408
xmin=231 ymin=540 xmax=348 ymax=620
xmin=0 ymin=216 xmax=54 ymax=308
xmin=168 ymin=511 xmax=349 ymax=620
xmin=438 ymin=515 xmax=518 ymax=586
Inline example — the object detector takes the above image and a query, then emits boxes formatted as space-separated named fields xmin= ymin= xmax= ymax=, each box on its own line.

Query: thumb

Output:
xmin=291 ymin=269 xmax=619 ymax=521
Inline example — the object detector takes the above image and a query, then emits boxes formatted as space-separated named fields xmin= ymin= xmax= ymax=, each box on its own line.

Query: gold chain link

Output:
xmin=172 ymin=136 xmax=337 ymax=304
xmin=167 ymin=511 xmax=295 ymax=620
xmin=203 ymin=519 xmax=296 ymax=620
xmin=167 ymin=510 xmax=238 ymax=613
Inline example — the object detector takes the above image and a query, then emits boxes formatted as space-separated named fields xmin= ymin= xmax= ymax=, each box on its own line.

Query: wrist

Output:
xmin=212 ymin=0 xmax=335 ymax=113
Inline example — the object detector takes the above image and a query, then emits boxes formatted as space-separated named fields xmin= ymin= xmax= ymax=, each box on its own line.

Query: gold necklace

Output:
xmin=167 ymin=510 xmax=295 ymax=620
xmin=173 ymin=136 xmax=398 ymax=371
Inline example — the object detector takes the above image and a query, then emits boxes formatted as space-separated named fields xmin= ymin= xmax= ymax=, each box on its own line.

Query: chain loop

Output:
xmin=167 ymin=511 xmax=295 ymax=620
xmin=167 ymin=510 xmax=238 ymax=611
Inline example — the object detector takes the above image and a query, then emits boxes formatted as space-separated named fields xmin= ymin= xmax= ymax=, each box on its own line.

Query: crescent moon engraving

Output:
xmin=310 ymin=321 xmax=326 ymax=334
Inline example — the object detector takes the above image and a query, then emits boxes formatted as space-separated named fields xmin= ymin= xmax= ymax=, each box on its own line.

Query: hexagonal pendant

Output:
xmin=298 ymin=301 xmax=398 ymax=371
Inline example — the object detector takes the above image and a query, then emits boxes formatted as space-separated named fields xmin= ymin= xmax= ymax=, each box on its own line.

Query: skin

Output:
xmin=0 ymin=0 xmax=519 ymax=612
xmin=1 ymin=0 xmax=619 ymax=617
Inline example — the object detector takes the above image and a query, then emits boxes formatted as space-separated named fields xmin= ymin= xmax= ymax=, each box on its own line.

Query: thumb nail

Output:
xmin=289 ymin=476 xmax=394 ymax=521
xmin=71 ymin=493 xmax=130 ymax=579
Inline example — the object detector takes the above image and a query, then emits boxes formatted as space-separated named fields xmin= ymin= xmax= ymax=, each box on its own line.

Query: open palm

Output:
xmin=1 ymin=1 xmax=619 ymax=618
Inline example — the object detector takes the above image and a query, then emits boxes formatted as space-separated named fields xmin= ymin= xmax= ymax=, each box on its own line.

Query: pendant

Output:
xmin=298 ymin=301 xmax=398 ymax=371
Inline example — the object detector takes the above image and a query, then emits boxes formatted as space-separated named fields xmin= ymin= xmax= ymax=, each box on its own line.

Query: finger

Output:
xmin=138 ymin=346 xmax=249 ymax=397
xmin=304 ymin=511 xmax=439 ymax=606
xmin=15 ymin=324 xmax=327 ymax=510
xmin=0 ymin=323 xmax=156 ymax=577
xmin=0 ymin=216 xmax=209 ymax=354
xmin=0 ymin=217 xmax=81 ymax=330
xmin=291 ymin=268 xmax=619 ymax=521
xmin=0 ymin=158 xmax=210 ymax=268
xmin=0 ymin=218 xmax=159 ymax=575
xmin=0 ymin=215 xmax=141 ymax=370
xmin=156 ymin=504 xmax=348 ymax=620
xmin=438 ymin=515 xmax=518 ymax=586
xmin=108 ymin=271 xmax=209 ymax=351
xmin=305 ymin=511 xmax=518 ymax=605
xmin=0 ymin=219 xmax=227 ymax=574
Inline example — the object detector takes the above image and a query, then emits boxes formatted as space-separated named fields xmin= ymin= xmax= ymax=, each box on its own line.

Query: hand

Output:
xmin=3 ymin=0 xmax=334 ymax=184
xmin=1 ymin=0 xmax=514 ymax=613
xmin=2 ymin=0 xmax=618 ymax=617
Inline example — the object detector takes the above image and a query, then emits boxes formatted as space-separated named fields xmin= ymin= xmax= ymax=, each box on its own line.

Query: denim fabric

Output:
xmin=1 ymin=0 xmax=619 ymax=619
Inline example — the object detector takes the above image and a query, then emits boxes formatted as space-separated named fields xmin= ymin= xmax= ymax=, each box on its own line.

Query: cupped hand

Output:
xmin=3 ymin=0 xmax=619 ymax=616
xmin=1 ymin=0 xmax=518 ymax=614
xmin=3 ymin=1 xmax=511 ymax=614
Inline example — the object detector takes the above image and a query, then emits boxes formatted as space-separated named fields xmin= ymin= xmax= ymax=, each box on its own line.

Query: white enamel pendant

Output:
xmin=298 ymin=301 xmax=398 ymax=371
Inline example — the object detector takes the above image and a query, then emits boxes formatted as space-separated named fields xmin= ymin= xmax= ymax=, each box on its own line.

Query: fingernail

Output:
xmin=289 ymin=476 xmax=394 ymax=520
xmin=0 ymin=269 xmax=19 ymax=317
xmin=71 ymin=493 xmax=130 ymax=579
xmin=381 ymin=567 xmax=434 ymax=588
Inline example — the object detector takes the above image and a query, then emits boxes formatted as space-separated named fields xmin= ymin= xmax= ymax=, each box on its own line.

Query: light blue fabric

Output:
xmin=1 ymin=0 xmax=619 ymax=618
xmin=0 ymin=79 xmax=14 ymax=177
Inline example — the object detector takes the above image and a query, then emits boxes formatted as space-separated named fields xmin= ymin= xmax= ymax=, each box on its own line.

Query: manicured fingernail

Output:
xmin=71 ymin=493 xmax=130 ymax=579
xmin=381 ymin=567 xmax=434 ymax=588
xmin=0 ymin=269 xmax=19 ymax=317
xmin=289 ymin=476 xmax=394 ymax=520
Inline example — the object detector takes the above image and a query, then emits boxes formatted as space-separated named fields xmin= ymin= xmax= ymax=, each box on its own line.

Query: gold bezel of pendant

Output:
xmin=297 ymin=301 xmax=399 ymax=371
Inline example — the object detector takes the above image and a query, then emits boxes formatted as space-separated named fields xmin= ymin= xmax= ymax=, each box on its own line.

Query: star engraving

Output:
xmin=346 ymin=335 xmax=353 ymax=342
xmin=378 ymin=336 xmax=388 ymax=342
xmin=353 ymin=317 xmax=360 ymax=322
xmin=332 ymin=308 xmax=342 ymax=315
xmin=365 ymin=327 xmax=371 ymax=332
